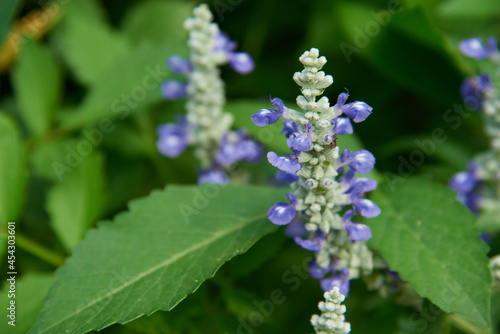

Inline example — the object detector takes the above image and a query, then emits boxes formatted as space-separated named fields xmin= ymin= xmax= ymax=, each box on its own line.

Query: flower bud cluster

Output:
xmin=450 ymin=37 xmax=500 ymax=214
xmin=251 ymin=48 xmax=380 ymax=296
xmin=156 ymin=4 xmax=260 ymax=184
xmin=310 ymin=287 xmax=351 ymax=334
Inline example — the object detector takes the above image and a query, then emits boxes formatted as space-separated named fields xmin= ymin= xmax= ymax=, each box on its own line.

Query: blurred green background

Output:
xmin=1 ymin=0 xmax=500 ymax=333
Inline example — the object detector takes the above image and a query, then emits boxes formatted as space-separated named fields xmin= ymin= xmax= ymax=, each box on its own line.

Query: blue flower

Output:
xmin=167 ymin=55 xmax=192 ymax=75
xmin=340 ymin=149 xmax=376 ymax=174
xmin=309 ymin=258 xmax=330 ymax=279
xmin=286 ymin=123 xmax=313 ymax=152
xmin=268 ymin=193 xmax=298 ymax=225
xmin=198 ymin=168 xmax=230 ymax=185
xmin=213 ymin=32 xmax=254 ymax=74
xmin=449 ymin=162 xmax=481 ymax=214
xmin=461 ymin=74 xmax=492 ymax=110
xmin=459 ymin=37 xmax=499 ymax=60
xmin=334 ymin=92 xmax=372 ymax=123
xmin=321 ymin=268 xmax=350 ymax=296
xmin=215 ymin=130 xmax=262 ymax=166
xmin=267 ymin=151 xmax=302 ymax=173
xmin=343 ymin=210 xmax=372 ymax=242
xmin=334 ymin=117 xmax=353 ymax=135
xmin=281 ymin=120 xmax=300 ymax=137
xmin=228 ymin=52 xmax=255 ymax=74
xmin=275 ymin=171 xmax=299 ymax=183
xmin=251 ymin=97 xmax=288 ymax=127
xmin=156 ymin=116 xmax=190 ymax=158
xmin=294 ymin=231 xmax=325 ymax=252
xmin=352 ymin=198 xmax=381 ymax=218
xmin=342 ymin=101 xmax=373 ymax=123
xmin=161 ymin=80 xmax=188 ymax=100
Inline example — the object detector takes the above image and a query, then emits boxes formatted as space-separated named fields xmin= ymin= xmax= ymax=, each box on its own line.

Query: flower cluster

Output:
xmin=450 ymin=37 xmax=500 ymax=214
xmin=310 ymin=287 xmax=351 ymax=334
xmin=156 ymin=4 xmax=261 ymax=184
xmin=251 ymin=48 xmax=380 ymax=296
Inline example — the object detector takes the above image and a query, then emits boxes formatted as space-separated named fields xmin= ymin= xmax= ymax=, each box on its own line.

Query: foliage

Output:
xmin=0 ymin=0 xmax=498 ymax=333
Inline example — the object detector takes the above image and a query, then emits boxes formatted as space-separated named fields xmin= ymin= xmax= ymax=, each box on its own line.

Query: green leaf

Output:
xmin=30 ymin=184 xmax=284 ymax=334
xmin=50 ymin=0 xmax=130 ymax=86
xmin=121 ymin=0 xmax=192 ymax=46
xmin=0 ymin=112 xmax=28 ymax=223
xmin=0 ymin=273 xmax=54 ymax=334
xmin=438 ymin=0 xmax=500 ymax=19
xmin=11 ymin=39 xmax=61 ymax=137
xmin=46 ymin=150 xmax=106 ymax=250
xmin=335 ymin=3 xmax=462 ymax=105
xmin=477 ymin=207 xmax=500 ymax=232
xmin=367 ymin=177 xmax=492 ymax=328
xmin=60 ymin=41 xmax=183 ymax=129
xmin=0 ymin=0 xmax=18 ymax=44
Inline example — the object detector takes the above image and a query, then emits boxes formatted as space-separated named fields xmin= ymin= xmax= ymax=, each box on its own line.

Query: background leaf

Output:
xmin=11 ymin=39 xmax=61 ymax=137
xmin=50 ymin=0 xmax=130 ymax=86
xmin=437 ymin=0 xmax=500 ymax=19
xmin=0 ymin=112 xmax=28 ymax=223
xmin=0 ymin=273 xmax=55 ymax=334
xmin=29 ymin=184 xmax=284 ymax=334
xmin=0 ymin=0 xmax=18 ymax=44
xmin=46 ymin=149 xmax=106 ymax=250
xmin=367 ymin=177 xmax=492 ymax=328
xmin=121 ymin=0 xmax=192 ymax=46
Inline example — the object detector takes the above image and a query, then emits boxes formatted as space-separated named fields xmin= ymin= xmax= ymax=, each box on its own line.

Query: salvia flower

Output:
xmin=156 ymin=4 xmax=260 ymax=184
xmin=310 ymin=287 xmax=351 ymax=334
xmin=459 ymin=37 xmax=499 ymax=60
xmin=461 ymin=74 xmax=493 ymax=110
xmin=251 ymin=48 xmax=379 ymax=297
xmin=451 ymin=36 xmax=500 ymax=216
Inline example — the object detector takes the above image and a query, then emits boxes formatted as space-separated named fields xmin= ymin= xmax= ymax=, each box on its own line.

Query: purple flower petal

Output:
xmin=342 ymin=101 xmax=373 ymax=123
xmin=352 ymin=178 xmax=378 ymax=193
xmin=267 ymin=195 xmax=297 ymax=225
xmin=275 ymin=171 xmax=299 ymax=183
xmin=161 ymin=80 xmax=188 ymax=100
xmin=309 ymin=259 xmax=330 ymax=279
xmin=449 ymin=170 xmax=477 ymax=194
xmin=156 ymin=121 xmax=189 ymax=158
xmin=271 ymin=97 xmax=285 ymax=112
xmin=353 ymin=198 xmax=381 ymax=218
xmin=286 ymin=132 xmax=312 ymax=152
xmin=216 ymin=131 xmax=262 ymax=165
xmin=459 ymin=37 xmax=499 ymax=60
xmin=348 ymin=150 xmax=376 ymax=174
xmin=345 ymin=222 xmax=372 ymax=242
xmin=228 ymin=52 xmax=254 ymax=74
xmin=198 ymin=168 xmax=230 ymax=185
xmin=250 ymin=108 xmax=282 ymax=126
xmin=294 ymin=236 xmax=322 ymax=252
xmin=167 ymin=55 xmax=192 ymax=75
xmin=321 ymin=273 xmax=350 ymax=297
xmin=461 ymin=74 xmax=492 ymax=110
xmin=281 ymin=120 xmax=299 ymax=138
xmin=336 ymin=92 xmax=349 ymax=108
xmin=334 ymin=117 xmax=353 ymax=135
xmin=267 ymin=152 xmax=302 ymax=173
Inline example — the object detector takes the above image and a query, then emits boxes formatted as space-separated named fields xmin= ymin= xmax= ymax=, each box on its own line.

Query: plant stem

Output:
xmin=16 ymin=233 xmax=65 ymax=267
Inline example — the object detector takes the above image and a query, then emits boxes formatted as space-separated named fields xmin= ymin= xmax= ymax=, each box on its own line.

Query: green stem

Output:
xmin=447 ymin=314 xmax=489 ymax=334
xmin=16 ymin=233 xmax=65 ymax=267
